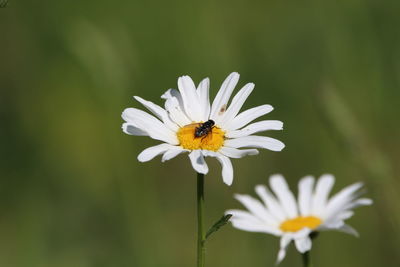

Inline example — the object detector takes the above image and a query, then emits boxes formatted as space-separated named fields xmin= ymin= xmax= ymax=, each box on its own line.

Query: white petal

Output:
xmin=162 ymin=89 xmax=192 ymax=126
xmin=134 ymin=96 xmax=179 ymax=132
xmin=218 ymin=83 xmax=254 ymax=128
xmin=200 ymin=150 xmax=219 ymax=157
xmin=337 ymin=210 xmax=354 ymax=220
xmin=210 ymin=72 xmax=240 ymax=122
xmin=234 ymin=194 xmax=279 ymax=226
xmin=269 ymin=174 xmax=298 ymax=218
xmin=324 ymin=197 xmax=372 ymax=226
xmin=298 ymin=176 xmax=315 ymax=216
xmin=226 ymin=209 xmax=281 ymax=234
xmin=324 ymin=182 xmax=364 ymax=220
xmin=255 ymin=185 xmax=287 ymax=221
xmin=321 ymin=220 xmax=344 ymax=229
xmin=216 ymin=154 xmax=234 ymax=185
xmin=133 ymin=96 xmax=165 ymax=120
xmin=336 ymin=224 xmax=359 ymax=237
xmin=294 ymin=236 xmax=312 ymax=253
xmin=161 ymin=147 xmax=187 ymax=162
xmin=225 ymin=120 xmax=283 ymax=139
xmin=219 ymin=147 xmax=259 ymax=158
xmin=277 ymin=235 xmax=292 ymax=264
xmin=161 ymin=88 xmax=177 ymax=100
xmin=230 ymin=219 xmax=280 ymax=235
xmin=226 ymin=209 xmax=261 ymax=223
xmin=292 ymin=227 xmax=312 ymax=239
xmin=226 ymin=210 xmax=281 ymax=236
xmin=344 ymin=198 xmax=373 ymax=210
xmin=188 ymin=150 xmax=209 ymax=174
xmin=178 ymin=76 xmax=203 ymax=122
xmin=224 ymin=135 xmax=285 ymax=151
xmin=138 ymin=144 xmax=177 ymax=162
xmin=224 ymin=104 xmax=274 ymax=131
xmin=122 ymin=123 xmax=148 ymax=136
xmin=197 ymin=78 xmax=211 ymax=121
xmin=311 ymin=174 xmax=335 ymax=216
xmin=122 ymin=108 xmax=178 ymax=144
xmin=202 ymin=150 xmax=234 ymax=185
xmin=227 ymin=210 xmax=281 ymax=235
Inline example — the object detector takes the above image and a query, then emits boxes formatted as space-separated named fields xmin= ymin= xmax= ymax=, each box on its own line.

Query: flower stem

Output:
xmin=197 ymin=172 xmax=205 ymax=267
xmin=302 ymin=251 xmax=312 ymax=267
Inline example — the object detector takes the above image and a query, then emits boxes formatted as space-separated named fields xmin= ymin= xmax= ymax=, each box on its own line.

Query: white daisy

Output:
xmin=121 ymin=72 xmax=285 ymax=185
xmin=226 ymin=174 xmax=373 ymax=263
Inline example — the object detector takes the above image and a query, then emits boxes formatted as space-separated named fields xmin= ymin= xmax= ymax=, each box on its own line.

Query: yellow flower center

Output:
xmin=177 ymin=123 xmax=225 ymax=151
xmin=279 ymin=216 xmax=322 ymax=232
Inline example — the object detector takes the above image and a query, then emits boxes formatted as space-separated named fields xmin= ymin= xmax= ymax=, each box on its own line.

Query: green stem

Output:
xmin=197 ymin=172 xmax=205 ymax=267
xmin=302 ymin=251 xmax=312 ymax=267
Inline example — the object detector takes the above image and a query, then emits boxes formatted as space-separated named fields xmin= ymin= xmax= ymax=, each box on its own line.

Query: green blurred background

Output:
xmin=1 ymin=0 xmax=399 ymax=266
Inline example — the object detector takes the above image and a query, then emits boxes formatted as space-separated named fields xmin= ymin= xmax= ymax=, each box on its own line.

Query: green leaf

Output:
xmin=205 ymin=214 xmax=232 ymax=240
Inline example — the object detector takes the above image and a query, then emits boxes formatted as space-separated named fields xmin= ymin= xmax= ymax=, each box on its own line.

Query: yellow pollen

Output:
xmin=177 ymin=123 xmax=225 ymax=151
xmin=279 ymin=216 xmax=322 ymax=232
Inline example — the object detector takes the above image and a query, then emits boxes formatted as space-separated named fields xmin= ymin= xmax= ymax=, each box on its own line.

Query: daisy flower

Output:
xmin=121 ymin=72 xmax=285 ymax=185
xmin=226 ymin=174 xmax=373 ymax=263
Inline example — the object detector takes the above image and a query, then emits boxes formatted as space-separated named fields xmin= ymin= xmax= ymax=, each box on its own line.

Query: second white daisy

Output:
xmin=226 ymin=174 xmax=373 ymax=263
xmin=122 ymin=72 xmax=285 ymax=185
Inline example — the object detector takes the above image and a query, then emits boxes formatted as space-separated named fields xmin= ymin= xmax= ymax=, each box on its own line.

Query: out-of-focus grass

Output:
xmin=0 ymin=0 xmax=399 ymax=266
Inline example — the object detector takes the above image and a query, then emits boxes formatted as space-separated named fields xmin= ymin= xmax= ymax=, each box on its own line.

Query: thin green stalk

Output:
xmin=302 ymin=251 xmax=312 ymax=267
xmin=197 ymin=172 xmax=205 ymax=267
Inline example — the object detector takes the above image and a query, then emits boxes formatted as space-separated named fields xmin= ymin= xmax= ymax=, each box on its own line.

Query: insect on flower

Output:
xmin=121 ymin=72 xmax=285 ymax=185
xmin=194 ymin=120 xmax=215 ymax=138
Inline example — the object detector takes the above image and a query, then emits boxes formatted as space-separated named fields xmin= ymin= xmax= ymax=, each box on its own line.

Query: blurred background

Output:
xmin=1 ymin=0 xmax=399 ymax=266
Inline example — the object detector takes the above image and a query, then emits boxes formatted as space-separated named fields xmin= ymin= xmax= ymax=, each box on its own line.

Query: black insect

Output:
xmin=194 ymin=120 xmax=215 ymax=138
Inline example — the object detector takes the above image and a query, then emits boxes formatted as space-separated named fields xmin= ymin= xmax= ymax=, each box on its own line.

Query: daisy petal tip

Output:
xmin=265 ymin=104 xmax=274 ymax=111
xmin=233 ymin=193 xmax=245 ymax=200
xmin=264 ymin=139 xmax=285 ymax=152
xmin=229 ymin=71 xmax=240 ymax=78
xmin=193 ymin=163 xmax=209 ymax=175
xmin=299 ymin=175 xmax=315 ymax=184
xmin=363 ymin=198 xmax=374 ymax=205
xmin=270 ymin=173 xmax=285 ymax=182
xmin=224 ymin=210 xmax=234 ymax=216
xmin=121 ymin=108 xmax=131 ymax=120
xmin=137 ymin=150 xmax=155 ymax=162
xmin=294 ymin=236 xmax=312 ymax=253
xmin=160 ymin=89 xmax=172 ymax=99
xmin=223 ymin=178 xmax=233 ymax=186
xmin=222 ymin=172 xmax=233 ymax=186
xmin=254 ymin=184 xmax=265 ymax=192
xmin=200 ymin=169 xmax=209 ymax=175
xmin=201 ymin=77 xmax=210 ymax=83
xmin=339 ymin=224 xmax=360 ymax=237
xmin=276 ymin=249 xmax=286 ymax=265
xmin=320 ymin=173 xmax=335 ymax=180
xmin=137 ymin=155 xmax=147 ymax=163
xmin=179 ymin=75 xmax=194 ymax=83
xmin=276 ymin=143 xmax=285 ymax=151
